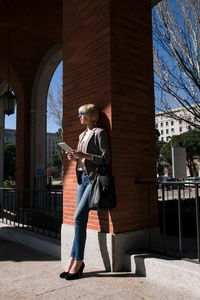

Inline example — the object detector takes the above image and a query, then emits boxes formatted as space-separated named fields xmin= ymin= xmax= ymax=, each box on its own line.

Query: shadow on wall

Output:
xmin=96 ymin=111 xmax=118 ymax=271
xmin=98 ymin=232 xmax=112 ymax=271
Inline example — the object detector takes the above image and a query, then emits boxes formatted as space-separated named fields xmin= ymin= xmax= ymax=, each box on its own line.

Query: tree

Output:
xmin=48 ymin=153 xmax=62 ymax=168
xmin=156 ymin=140 xmax=167 ymax=176
xmin=47 ymin=74 xmax=63 ymax=129
xmin=4 ymin=142 xmax=16 ymax=180
xmin=47 ymin=66 xmax=63 ymax=177
xmin=160 ymin=130 xmax=200 ymax=176
xmin=153 ymin=0 xmax=200 ymax=128
xmin=155 ymin=129 xmax=166 ymax=176
xmin=46 ymin=166 xmax=59 ymax=178
xmin=48 ymin=153 xmax=62 ymax=177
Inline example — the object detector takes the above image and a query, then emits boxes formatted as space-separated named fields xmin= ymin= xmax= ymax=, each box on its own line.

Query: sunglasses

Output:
xmin=78 ymin=111 xmax=87 ymax=116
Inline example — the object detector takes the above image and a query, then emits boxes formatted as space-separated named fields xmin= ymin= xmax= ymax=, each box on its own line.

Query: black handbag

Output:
xmin=89 ymin=168 xmax=117 ymax=211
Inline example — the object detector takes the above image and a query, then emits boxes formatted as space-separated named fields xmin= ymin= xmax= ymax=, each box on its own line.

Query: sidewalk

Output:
xmin=0 ymin=238 xmax=200 ymax=300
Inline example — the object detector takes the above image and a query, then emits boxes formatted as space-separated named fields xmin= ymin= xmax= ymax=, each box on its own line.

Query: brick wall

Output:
xmin=110 ymin=1 xmax=157 ymax=233
xmin=63 ymin=0 xmax=112 ymax=229
xmin=63 ymin=0 xmax=158 ymax=233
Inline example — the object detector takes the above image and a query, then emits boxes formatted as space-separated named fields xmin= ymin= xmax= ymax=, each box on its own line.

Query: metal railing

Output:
xmin=0 ymin=187 xmax=62 ymax=239
xmin=135 ymin=180 xmax=200 ymax=264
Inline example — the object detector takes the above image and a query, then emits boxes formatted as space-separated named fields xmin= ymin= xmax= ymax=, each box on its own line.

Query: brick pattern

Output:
xmin=63 ymin=0 xmax=157 ymax=233
xmin=110 ymin=0 xmax=157 ymax=233
xmin=63 ymin=0 xmax=112 ymax=228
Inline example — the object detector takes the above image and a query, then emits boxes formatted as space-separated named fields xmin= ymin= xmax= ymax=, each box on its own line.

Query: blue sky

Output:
xmin=5 ymin=62 xmax=63 ymax=133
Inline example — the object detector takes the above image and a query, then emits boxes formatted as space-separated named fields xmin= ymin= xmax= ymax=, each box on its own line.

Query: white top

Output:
xmin=77 ymin=129 xmax=92 ymax=172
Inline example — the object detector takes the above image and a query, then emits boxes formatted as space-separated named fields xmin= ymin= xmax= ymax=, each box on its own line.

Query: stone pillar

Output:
xmin=62 ymin=0 xmax=159 ymax=271
xmin=0 ymin=107 xmax=4 ymax=186
xmin=0 ymin=82 xmax=6 ymax=187
xmin=16 ymin=89 xmax=31 ymax=190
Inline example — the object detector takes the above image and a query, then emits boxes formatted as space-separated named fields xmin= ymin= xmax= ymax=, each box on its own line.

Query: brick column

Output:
xmin=0 ymin=107 xmax=4 ymax=186
xmin=16 ymin=89 xmax=31 ymax=190
xmin=62 ymin=0 xmax=159 ymax=271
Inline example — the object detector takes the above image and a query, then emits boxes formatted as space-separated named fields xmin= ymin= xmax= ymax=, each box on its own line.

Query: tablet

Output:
xmin=58 ymin=142 xmax=73 ymax=153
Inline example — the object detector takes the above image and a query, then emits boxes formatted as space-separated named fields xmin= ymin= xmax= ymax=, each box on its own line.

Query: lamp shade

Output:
xmin=0 ymin=90 xmax=16 ymax=115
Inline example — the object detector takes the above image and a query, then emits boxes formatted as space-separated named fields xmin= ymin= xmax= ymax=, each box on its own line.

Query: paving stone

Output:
xmin=0 ymin=239 xmax=200 ymax=300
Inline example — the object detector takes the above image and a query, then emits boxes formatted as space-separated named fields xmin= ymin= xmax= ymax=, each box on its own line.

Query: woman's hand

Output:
xmin=72 ymin=151 xmax=93 ymax=161
xmin=66 ymin=152 xmax=76 ymax=161
xmin=71 ymin=151 xmax=85 ymax=160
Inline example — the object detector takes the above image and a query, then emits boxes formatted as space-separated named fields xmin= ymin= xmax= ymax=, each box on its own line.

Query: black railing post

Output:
xmin=126 ymin=180 xmax=200 ymax=263
xmin=162 ymin=186 xmax=167 ymax=254
xmin=195 ymin=184 xmax=200 ymax=262
xmin=177 ymin=185 xmax=183 ymax=256
xmin=147 ymin=184 xmax=152 ymax=251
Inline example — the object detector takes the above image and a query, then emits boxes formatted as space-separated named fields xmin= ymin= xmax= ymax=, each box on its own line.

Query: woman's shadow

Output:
xmin=96 ymin=111 xmax=116 ymax=272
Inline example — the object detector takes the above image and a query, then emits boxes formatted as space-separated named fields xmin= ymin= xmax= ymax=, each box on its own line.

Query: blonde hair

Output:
xmin=79 ymin=104 xmax=99 ymax=121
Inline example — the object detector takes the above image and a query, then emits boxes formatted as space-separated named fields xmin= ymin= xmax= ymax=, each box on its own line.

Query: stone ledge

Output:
xmin=131 ymin=252 xmax=200 ymax=294
xmin=0 ymin=223 xmax=61 ymax=258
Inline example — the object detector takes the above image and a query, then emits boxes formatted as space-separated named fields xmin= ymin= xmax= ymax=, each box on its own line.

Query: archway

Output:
xmin=30 ymin=44 xmax=62 ymax=188
xmin=0 ymin=59 xmax=23 ymax=187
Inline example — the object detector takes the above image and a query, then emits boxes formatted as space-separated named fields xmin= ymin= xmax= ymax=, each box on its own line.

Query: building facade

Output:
xmin=155 ymin=107 xmax=194 ymax=142
xmin=4 ymin=129 xmax=58 ymax=164
xmin=46 ymin=132 xmax=59 ymax=165
xmin=4 ymin=129 xmax=16 ymax=145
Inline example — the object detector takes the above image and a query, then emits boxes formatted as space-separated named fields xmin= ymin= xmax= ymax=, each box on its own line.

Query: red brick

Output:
xmin=63 ymin=0 xmax=157 ymax=233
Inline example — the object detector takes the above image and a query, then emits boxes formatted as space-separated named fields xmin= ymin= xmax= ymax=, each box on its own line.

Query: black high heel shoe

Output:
xmin=59 ymin=271 xmax=68 ymax=278
xmin=65 ymin=262 xmax=85 ymax=280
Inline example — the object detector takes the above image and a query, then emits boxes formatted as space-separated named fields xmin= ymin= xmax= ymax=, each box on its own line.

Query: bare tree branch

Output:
xmin=47 ymin=70 xmax=63 ymax=130
xmin=153 ymin=0 xmax=200 ymax=128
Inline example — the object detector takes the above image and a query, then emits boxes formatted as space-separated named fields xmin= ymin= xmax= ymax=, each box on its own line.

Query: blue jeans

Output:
xmin=70 ymin=173 xmax=92 ymax=260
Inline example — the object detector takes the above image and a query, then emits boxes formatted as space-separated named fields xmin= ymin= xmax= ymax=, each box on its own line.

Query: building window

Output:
xmin=179 ymin=127 xmax=182 ymax=132
xmin=166 ymin=129 xmax=169 ymax=134
xmin=171 ymin=121 xmax=174 ymax=125
xmin=188 ymin=125 xmax=191 ymax=130
xmin=171 ymin=128 xmax=174 ymax=133
xmin=166 ymin=121 xmax=168 ymax=126
xmin=161 ymin=130 xmax=163 ymax=134
xmin=161 ymin=137 xmax=164 ymax=141
xmin=166 ymin=136 xmax=171 ymax=141
xmin=179 ymin=120 xmax=182 ymax=124
xmin=156 ymin=124 xmax=158 ymax=128
xmin=161 ymin=122 xmax=163 ymax=127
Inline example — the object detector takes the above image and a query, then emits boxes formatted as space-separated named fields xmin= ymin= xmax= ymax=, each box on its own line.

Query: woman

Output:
xmin=60 ymin=104 xmax=110 ymax=280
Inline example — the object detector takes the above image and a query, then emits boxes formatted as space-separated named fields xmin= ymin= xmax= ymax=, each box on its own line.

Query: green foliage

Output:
xmin=174 ymin=130 xmax=200 ymax=160
xmin=48 ymin=153 xmax=62 ymax=169
xmin=3 ymin=179 xmax=15 ymax=187
xmin=4 ymin=142 xmax=16 ymax=180
xmin=160 ymin=130 xmax=200 ymax=175
xmin=156 ymin=140 xmax=166 ymax=159
xmin=155 ymin=129 xmax=167 ymax=176
xmin=160 ymin=140 xmax=172 ymax=164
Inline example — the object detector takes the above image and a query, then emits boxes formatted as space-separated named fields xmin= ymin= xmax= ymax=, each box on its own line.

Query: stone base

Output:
xmin=131 ymin=253 xmax=200 ymax=294
xmin=61 ymin=224 xmax=160 ymax=271
xmin=0 ymin=223 xmax=61 ymax=258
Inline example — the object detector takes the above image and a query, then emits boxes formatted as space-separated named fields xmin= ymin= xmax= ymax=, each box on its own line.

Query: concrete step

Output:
xmin=0 ymin=223 xmax=60 ymax=258
xmin=131 ymin=252 xmax=200 ymax=294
